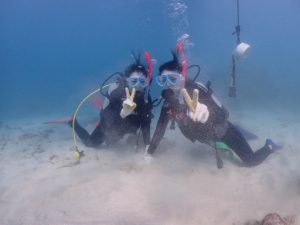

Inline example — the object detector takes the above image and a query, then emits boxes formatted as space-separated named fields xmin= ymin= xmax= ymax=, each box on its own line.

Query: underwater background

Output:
xmin=1 ymin=0 xmax=300 ymax=120
xmin=1 ymin=1 xmax=300 ymax=224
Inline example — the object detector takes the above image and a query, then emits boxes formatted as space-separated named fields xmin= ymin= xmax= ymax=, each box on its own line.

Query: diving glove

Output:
xmin=182 ymin=88 xmax=209 ymax=123
xmin=188 ymin=102 xmax=210 ymax=123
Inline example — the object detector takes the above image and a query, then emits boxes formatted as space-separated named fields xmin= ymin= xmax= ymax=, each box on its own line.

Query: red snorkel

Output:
xmin=144 ymin=51 xmax=152 ymax=83
xmin=143 ymin=51 xmax=152 ymax=103
xmin=176 ymin=41 xmax=188 ymax=78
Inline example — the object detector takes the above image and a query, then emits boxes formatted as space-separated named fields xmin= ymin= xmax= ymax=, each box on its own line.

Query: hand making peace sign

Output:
xmin=181 ymin=88 xmax=210 ymax=123
xmin=120 ymin=87 xmax=137 ymax=118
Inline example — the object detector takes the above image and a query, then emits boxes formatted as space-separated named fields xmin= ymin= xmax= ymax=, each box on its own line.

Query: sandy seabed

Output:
xmin=0 ymin=107 xmax=299 ymax=225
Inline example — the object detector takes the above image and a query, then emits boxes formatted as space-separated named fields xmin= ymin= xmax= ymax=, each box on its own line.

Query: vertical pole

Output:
xmin=229 ymin=0 xmax=240 ymax=97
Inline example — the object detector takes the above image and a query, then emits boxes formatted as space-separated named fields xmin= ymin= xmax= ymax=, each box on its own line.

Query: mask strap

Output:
xmin=176 ymin=42 xmax=187 ymax=78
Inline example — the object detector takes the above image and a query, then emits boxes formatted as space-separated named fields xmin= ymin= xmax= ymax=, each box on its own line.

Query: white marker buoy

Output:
xmin=233 ymin=42 xmax=251 ymax=60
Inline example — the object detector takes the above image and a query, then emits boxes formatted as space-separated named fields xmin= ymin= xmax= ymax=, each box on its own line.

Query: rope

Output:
xmin=233 ymin=0 xmax=241 ymax=44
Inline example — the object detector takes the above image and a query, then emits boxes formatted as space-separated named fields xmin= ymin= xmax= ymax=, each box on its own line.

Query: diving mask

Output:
xmin=126 ymin=74 xmax=149 ymax=90
xmin=156 ymin=73 xmax=182 ymax=88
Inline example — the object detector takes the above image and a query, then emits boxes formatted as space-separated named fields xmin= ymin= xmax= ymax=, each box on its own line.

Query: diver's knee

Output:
xmin=241 ymin=155 xmax=258 ymax=167
xmin=83 ymin=139 xmax=98 ymax=148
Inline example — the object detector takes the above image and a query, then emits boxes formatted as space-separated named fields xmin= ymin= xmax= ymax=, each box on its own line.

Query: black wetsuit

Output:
xmin=72 ymin=84 xmax=152 ymax=148
xmin=147 ymin=79 xmax=273 ymax=167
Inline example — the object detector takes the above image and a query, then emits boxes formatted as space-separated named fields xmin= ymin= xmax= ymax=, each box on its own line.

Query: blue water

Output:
xmin=1 ymin=0 xmax=300 ymax=120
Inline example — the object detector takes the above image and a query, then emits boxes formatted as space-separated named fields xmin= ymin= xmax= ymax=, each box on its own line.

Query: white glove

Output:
xmin=188 ymin=102 xmax=209 ymax=123
xmin=143 ymin=145 xmax=153 ymax=164
xmin=120 ymin=88 xmax=137 ymax=118
xmin=181 ymin=88 xmax=209 ymax=123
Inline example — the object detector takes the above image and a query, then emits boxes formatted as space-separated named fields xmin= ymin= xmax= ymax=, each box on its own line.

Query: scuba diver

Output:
xmin=49 ymin=52 xmax=153 ymax=152
xmin=144 ymin=43 xmax=281 ymax=167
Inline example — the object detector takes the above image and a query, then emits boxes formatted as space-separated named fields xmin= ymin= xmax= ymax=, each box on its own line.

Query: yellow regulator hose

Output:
xmin=72 ymin=84 xmax=112 ymax=159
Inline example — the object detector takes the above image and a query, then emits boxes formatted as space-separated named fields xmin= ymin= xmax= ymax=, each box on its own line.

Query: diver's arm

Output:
xmin=141 ymin=100 xmax=153 ymax=145
xmin=146 ymin=106 xmax=170 ymax=154
xmin=141 ymin=117 xmax=151 ymax=146
xmin=192 ymin=83 xmax=229 ymax=124
xmin=107 ymin=85 xmax=135 ymax=119
xmin=187 ymin=83 xmax=229 ymax=138
xmin=107 ymin=85 xmax=124 ymax=109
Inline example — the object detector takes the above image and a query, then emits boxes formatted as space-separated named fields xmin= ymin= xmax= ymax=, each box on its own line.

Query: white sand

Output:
xmin=0 ymin=108 xmax=299 ymax=225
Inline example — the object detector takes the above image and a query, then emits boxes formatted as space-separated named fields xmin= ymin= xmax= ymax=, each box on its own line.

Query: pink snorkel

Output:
xmin=176 ymin=41 xmax=188 ymax=78
xmin=144 ymin=51 xmax=152 ymax=83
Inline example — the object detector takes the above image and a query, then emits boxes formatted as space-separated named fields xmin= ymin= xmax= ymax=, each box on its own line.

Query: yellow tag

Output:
xmin=73 ymin=150 xmax=81 ymax=159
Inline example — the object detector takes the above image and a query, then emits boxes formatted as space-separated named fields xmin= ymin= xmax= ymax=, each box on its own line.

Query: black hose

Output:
xmin=187 ymin=64 xmax=201 ymax=81
xmin=100 ymin=72 xmax=124 ymax=97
